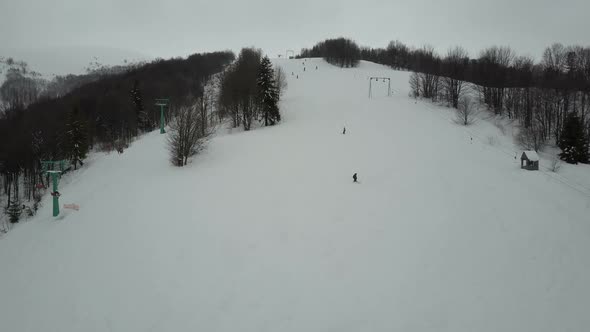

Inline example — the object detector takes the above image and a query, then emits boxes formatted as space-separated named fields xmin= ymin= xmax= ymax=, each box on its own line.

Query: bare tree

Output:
xmin=274 ymin=66 xmax=288 ymax=97
xmin=478 ymin=46 xmax=515 ymax=114
xmin=442 ymin=46 xmax=468 ymax=108
xmin=417 ymin=45 xmax=440 ymax=101
xmin=550 ymin=156 xmax=562 ymax=172
xmin=542 ymin=43 xmax=567 ymax=73
xmin=455 ymin=96 xmax=476 ymax=125
xmin=517 ymin=120 xmax=545 ymax=151
xmin=409 ymin=72 xmax=420 ymax=98
xmin=167 ymin=100 xmax=212 ymax=167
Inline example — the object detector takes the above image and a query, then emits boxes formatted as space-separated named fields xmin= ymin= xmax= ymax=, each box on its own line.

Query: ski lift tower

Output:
xmin=155 ymin=98 xmax=169 ymax=134
xmin=368 ymin=77 xmax=391 ymax=98
xmin=41 ymin=160 xmax=68 ymax=217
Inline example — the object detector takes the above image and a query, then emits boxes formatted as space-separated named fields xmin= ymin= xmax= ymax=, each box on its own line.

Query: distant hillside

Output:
xmin=1 ymin=45 xmax=151 ymax=78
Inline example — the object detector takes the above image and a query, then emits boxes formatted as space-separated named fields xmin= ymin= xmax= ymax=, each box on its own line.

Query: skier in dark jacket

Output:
xmin=353 ymin=173 xmax=358 ymax=182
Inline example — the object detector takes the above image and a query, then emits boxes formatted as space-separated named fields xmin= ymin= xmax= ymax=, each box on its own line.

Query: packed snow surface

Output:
xmin=1 ymin=58 xmax=589 ymax=332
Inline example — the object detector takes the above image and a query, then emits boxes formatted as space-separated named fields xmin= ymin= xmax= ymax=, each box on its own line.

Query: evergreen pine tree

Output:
xmin=131 ymin=79 xmax=150 ymax=131
xmin=64 ymin=108 xmax=89 ymax=170
xmin=5 ymin=197 xmax=22 ymax=224
xmin=559 ymin=113 xmax=589 ymax=164
xmin=257 ymin=56 xmax=280 ymax=126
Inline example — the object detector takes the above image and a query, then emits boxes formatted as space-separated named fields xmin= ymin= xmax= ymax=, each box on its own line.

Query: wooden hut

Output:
xmin=521 ymin=151 xmax=539 ymax=170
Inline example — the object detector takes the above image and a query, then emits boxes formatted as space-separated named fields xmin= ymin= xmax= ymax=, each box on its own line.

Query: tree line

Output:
xmin=298 ymin=38 xmax=361 ymax=68
xmin=0 ymin=51 xmax=234 ymax=228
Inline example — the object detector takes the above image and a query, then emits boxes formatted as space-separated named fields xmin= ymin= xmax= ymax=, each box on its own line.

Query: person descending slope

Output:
xmin=353 ymin=173 xmax=358 ymax=183
xmin=343 ymin=127 xmax=346 ymax=135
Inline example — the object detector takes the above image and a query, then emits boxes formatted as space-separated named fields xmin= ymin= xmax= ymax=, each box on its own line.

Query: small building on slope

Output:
xmin=521 ymin=151 xmax=539 ymax=171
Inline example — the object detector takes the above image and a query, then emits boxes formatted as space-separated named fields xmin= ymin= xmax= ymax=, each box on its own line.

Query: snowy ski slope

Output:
xmin=0 ymin=58 xmax=589 ymax=332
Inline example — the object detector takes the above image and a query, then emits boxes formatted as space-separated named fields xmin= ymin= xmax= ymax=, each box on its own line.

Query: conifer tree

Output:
xmin=131 ymin=79 xmax=150 ymax=131
xmin=5 ymin=197 xmax=22 ymax=224
xmin=257 ymin=56 xmax=280 ymax=126
xmin=64 ymin=108 xmax=89 ymax=169
xmin=559 ymin=113 xmax=589 ymax=164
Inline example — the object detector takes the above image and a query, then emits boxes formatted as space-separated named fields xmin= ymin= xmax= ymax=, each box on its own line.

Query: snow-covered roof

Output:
xmin=522 ymin=151 xmax=539 ymax=161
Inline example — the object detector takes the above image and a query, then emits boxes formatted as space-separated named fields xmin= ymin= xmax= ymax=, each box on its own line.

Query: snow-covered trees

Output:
xmin=257 ymin=56 xmax=280 ymax=126
xmin=167 ymin=100 xmax=212 ymax=167
xmin=559 ymin=113 xmax=589 ymax=164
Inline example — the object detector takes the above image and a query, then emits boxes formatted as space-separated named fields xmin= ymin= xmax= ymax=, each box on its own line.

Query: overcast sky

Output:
xmin=2 ymin=0 xmax=589 ymax=62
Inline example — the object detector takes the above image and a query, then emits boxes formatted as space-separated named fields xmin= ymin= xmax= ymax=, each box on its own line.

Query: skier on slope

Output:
xmin=353 ymin=173 xmax=358 ymax=183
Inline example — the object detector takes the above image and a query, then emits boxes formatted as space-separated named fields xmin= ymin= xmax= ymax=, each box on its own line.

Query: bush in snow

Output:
xmin=550 ymin=156 xmax=562 ymax=172
xmin=409 ymin=73 xmax=420 ymax=98
xmin=455 ymin=96 xmax=475 ymax=126
xmin=486 ymin=135 xmax=498 ymax=146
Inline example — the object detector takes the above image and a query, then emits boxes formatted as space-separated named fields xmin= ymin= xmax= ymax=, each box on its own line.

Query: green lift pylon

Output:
xmin=47 ymin=171 xmax=61 ymax=217
xmin=41 ymin=160 xmax=69 ymax=217
xmin=155 ymin=98 xmax=169 ymax=134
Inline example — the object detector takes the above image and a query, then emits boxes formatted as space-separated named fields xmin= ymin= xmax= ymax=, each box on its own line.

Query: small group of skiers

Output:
xmin=342 ymin=126 xmax=359 ymax=183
